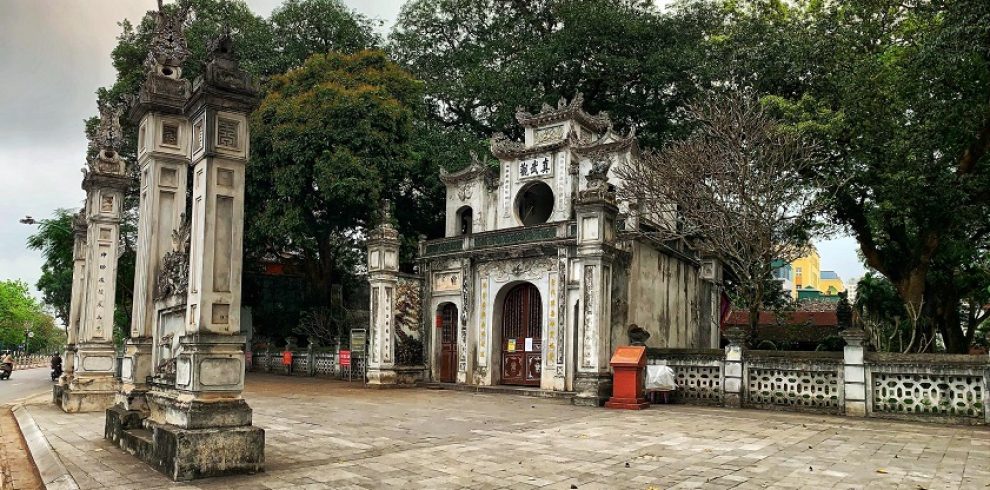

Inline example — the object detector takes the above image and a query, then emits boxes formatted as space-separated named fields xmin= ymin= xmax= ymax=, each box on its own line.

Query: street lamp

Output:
xmin=20 ymin=215 xmax=72 ymax=233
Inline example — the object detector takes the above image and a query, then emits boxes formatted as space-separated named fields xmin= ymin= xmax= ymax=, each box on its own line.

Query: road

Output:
xmin=0 ymin=367 xmax=53 ymax=405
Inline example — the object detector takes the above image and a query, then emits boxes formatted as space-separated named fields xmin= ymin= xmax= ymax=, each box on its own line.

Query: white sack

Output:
xmin=645 ymin=364 xmax=677 ymax=391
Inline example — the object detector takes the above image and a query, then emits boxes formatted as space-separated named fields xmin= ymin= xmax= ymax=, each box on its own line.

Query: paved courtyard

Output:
xmin=21 ymin=373 xmax=990 ymax=489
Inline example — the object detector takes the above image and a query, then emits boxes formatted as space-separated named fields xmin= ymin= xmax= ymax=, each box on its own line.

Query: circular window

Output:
xmin=516 ymin=181 xmax=554 ymax=226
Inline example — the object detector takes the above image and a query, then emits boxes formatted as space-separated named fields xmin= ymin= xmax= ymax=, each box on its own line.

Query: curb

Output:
xmin=11 ymin=405 xmax=79 ymax=490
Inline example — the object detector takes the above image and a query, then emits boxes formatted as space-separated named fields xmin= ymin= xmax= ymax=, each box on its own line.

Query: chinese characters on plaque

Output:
xmin=518 ymin=155 xmax=552 ymax=179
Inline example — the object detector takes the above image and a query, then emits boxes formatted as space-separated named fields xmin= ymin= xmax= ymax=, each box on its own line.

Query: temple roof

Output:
xmin=514 ymin=93 xmax=611 ymax=133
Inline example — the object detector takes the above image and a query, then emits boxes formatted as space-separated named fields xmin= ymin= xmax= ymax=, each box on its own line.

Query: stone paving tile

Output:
xmin=22 ymin=373 xmax=990 ymax=489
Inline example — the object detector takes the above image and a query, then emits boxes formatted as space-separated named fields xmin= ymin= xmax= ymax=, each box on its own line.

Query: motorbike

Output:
xmin=51 ymin=365 xmax=62 ymax=382
xmin=0 ymin=363 xmax=12 ymax=381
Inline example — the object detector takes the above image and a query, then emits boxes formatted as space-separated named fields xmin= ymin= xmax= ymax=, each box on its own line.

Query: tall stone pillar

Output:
xmin=106 ymin=20 xmax=263 ymax=481
xmin=59 ymin=103 xmax=131 ymax=413
xmin=366 ymin=202 xmax=400 ymax=386
xmin=119 ymin=25 xmax=192 ymax=413
xmin=56 ymin=211 xmax=88 ymax=394
xmin=572 ymin=166 xmax=619 ymax=406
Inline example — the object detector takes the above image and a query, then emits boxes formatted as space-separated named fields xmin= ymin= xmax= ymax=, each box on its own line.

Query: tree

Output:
xmin=25 ymin=210 xmax=75 ymax=325
xmin=757 ymin=0 xmax=990 ymax=351
xmin=389 ymin=0 xmax=708 ymax=147
xmin=618 ymin=92 xmax=832 ymax=336
xmin=0 ymin=280 xmax=63 ymax=353
xmin=248 ymin=50 xmax=424 ymax=306
xmin=268 ymin=0 xmax=382 ymax=74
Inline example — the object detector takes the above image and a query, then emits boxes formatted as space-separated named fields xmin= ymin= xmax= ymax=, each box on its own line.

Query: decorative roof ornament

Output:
xmin=206 ymin=26 xmax=235 ymax=63
xmin=90 ymin=100 xmax=125 ymax=156
xmin=586 ymin=151 xmax=612 ymax=191
xmin=144 ymin=0 xmax=191 ymax=77
xmin=514 ymin=92 xmax=611 ymax=134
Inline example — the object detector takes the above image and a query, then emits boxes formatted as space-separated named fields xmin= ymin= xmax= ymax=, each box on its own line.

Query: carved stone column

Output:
xmin=118 ymin=35 xmax=191 ymax=413
xmin=366 ymin=203 xmax=400 ymax=386
xmin=106 ymin=17 xmax=262 ymax=480
xmin=55 ymin=211 xmax=88 ymax=400
xmin=66 ymin=213 xmax=88 ymax=378
xmin=572 ymin=168 xmax=619 ymax=406
xmin=59 ymin=104 xmax=130 ymax=413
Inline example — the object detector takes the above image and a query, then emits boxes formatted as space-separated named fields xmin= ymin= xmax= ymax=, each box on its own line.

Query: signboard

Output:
xmin=518 ymin=155 xmax=552 ymax=179
xmin=281 ymin=351 xmax=293 ymax=366
xmin=525 ymin=338 xmax=534 ymax=352
xmin=339 ymin=350 xmax=351 ymax=367
xmin=350 ymin=328 xmax=367 ymax=356
xmin=507 ymin=339 xmax=516 ymax=352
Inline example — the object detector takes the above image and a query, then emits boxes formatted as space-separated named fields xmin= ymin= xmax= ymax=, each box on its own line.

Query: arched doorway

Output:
xmin=437 ymin=303 xmax=458 ymax=383
xmin=456 ymin=206 xmax=473 ymax=235
xmin=500 ymin=283 xmax=542 ymax=386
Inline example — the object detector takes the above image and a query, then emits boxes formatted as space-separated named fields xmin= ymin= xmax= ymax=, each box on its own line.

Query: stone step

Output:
xmin=124 ymin=427 xmax=153 ymax=446
xmin=420 ymin=382 xmax=576 ymax=401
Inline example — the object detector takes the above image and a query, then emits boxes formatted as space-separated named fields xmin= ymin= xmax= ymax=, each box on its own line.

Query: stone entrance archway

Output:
xmin=500 ymin=283 xmax=542 ymax=386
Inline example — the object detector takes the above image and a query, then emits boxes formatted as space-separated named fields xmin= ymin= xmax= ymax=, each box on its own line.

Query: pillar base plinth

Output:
xmin=573 ymin=372 xmax=612 ymax=407
xmin=106 ymin=405 xmax=264 ymax=481
xmin=56 ymin=381 xmax=116 ymax=413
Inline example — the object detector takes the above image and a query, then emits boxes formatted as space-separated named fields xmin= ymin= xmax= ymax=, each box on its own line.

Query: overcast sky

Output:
xmin=0 ymin=0 xmax=866 ymax=304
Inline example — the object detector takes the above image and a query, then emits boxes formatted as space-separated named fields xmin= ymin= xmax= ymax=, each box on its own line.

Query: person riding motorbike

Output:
xmin=51 ymin=353 xmax=63 ymax=381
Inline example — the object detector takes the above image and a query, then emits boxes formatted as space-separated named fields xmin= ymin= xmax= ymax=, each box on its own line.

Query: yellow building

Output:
xmin=788 ymin=247 xmax=846 ymax=299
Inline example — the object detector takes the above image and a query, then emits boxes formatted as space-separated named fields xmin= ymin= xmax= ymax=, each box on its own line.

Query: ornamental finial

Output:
xmin=90 ymin=100 xmax=125 ymax=156
xmin=145 ymin=0 xmax=191 ymax=76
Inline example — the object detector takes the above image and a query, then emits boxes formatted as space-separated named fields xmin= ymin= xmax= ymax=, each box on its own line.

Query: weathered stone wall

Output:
xmin=647 ymin=346 xmax=989 ymax=425
xmin=626 ymin=241 xmax=705 ymax=349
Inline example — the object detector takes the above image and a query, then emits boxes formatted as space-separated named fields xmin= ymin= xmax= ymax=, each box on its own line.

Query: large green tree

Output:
xmin=747 ymin=0 xmax=990 ymax=351
xmin=25 ymin=210 xmax=75 ymax=325
xmin=0 ymin=280 xmax=64 ymax=354
xmin=248 ymin=50 xmax=424 ymax=305
xmin=389 ymin=0 xmax=709 ymax=147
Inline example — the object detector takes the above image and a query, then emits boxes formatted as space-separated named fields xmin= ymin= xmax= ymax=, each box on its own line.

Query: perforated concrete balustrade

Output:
xmin=253 ymin=348 xmax=366 ymax=380
xmin=647 ymin=345 xmax=990 ymax=425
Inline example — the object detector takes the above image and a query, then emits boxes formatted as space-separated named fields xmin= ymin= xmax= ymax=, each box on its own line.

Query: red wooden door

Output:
xmin=501 ymin=283 xmax=542 ymax=386
xmin=438 ymin=303 xmax=458 ymax=383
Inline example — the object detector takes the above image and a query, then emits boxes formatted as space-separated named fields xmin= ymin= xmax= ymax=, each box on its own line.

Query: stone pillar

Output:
xmin=723 ymin=327 xmax=747 ymax=408
xmin=572 ymin=168 xmax=619 ymax=406
xmin=841 ymin=328 xmax=868 ymax=416
xmin=366 ymin=202 xmax=400 ymax=386
xmin=60 ymin=103 xmax=131 ymax=413
xmin=119 ymin=42 xmax=191 ymax=413
xmin=107 ymin=25 xmax=263 ymax=481
xmin=60 ymin=212 xmax=88 ymax=386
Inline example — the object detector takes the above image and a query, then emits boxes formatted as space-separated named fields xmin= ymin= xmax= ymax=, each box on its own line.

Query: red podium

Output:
xmin=605 ymin=346 xmax=650 ymax=410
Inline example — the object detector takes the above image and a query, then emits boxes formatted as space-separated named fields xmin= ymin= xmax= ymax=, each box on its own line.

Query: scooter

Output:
xmin=0 ymin=363 xmax=12 ymax=381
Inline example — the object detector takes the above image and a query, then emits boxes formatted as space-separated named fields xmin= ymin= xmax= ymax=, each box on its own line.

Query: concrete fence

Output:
xmin=647 ymin=329 xmax=989 ymax=425
xmin=5 ymin=354 xmax=52 ymax=370
xmin=251 ymin=346 xmax=366 ymax=380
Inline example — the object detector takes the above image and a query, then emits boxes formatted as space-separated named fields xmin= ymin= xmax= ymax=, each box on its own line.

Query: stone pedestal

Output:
xmin=841 ymin=328 xmax=868 ymax=417
xmin=116 ymin=338 xmax=153 ymax=412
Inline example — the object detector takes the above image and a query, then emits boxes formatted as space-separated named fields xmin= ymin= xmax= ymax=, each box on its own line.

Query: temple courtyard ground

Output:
xmin=11 ymin=373 xmax=990 ymax=489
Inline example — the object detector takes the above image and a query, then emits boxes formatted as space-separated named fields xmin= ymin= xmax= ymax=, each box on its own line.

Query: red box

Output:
xmin=605 ymin=346 xmax=650 ymax=410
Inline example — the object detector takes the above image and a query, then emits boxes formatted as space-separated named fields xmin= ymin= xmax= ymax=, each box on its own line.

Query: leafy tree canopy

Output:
xmin=0 ymin=280 xmax=64 ymax=354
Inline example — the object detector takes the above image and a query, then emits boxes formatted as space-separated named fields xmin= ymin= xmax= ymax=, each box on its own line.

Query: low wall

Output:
xmin=5 ymin=354 xmax=51 ymax=370
xmin=646 ymin=339 xmax=989 ymax=425
xmin=250 ymin=348 xmax=367 ymax=380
